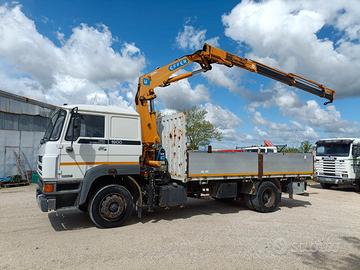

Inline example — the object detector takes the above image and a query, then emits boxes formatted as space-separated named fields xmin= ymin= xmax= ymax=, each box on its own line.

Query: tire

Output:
xmin=320 ymin=183 xmax=332 ymax=189
xmin=251 ymin=181 xmax=281 ymax=213
xmin=88 ymin=185 xmax=134 ymax=228
xmin=244 ymin=194 xmax=255 ymax=210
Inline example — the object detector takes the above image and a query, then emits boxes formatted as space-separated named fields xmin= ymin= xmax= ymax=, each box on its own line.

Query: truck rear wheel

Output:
xmin=251 ymin=181 xmax=281 ymax=213
xmin=88 ymin=185 xmax=134 ymax=228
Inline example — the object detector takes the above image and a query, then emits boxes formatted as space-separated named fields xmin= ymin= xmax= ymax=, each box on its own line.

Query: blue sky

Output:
xmin=0 ymin=0 xmax=359 ymax=147
xmin=20 ymin=1 xmax=240 ymax=52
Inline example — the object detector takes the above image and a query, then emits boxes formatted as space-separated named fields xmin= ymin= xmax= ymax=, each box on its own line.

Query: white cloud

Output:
xmin=222 ymin=0 xmax=360 ymax=97
xmin=158 ymin=101 xmax=247 ymax=148
xmin=202 ymin=65 xmax=243 ymax=93
xmin=159 ymin=108 xmax=177 ymax=116
xmin=203 ymin=102 xmax=257 ymax=148
xmin=251 ymin=111 xmax=319 ymax=144
xmin=156 ymin=79 xmax=210 ymax=111
xmin=0 ymin=5 xmax=145 ymax=108
xmin=176 ymin=24 xmax=246 ymax=93
xmin=254 ymin=126 xmax=268 ymax=137
xmin=176 ymin=25 xmax=219 ymax=50
xmin=249 ymin=83 xmax=359 ymax=139
xmin=203 ymin=102 xmax=241 ymax=141
xmin=204 ymin=103 xmax=241 ymax=129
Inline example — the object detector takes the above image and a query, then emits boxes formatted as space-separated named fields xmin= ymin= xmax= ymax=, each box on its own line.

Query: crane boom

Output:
xmin=135 ymin=44 xmax=336 ymax=165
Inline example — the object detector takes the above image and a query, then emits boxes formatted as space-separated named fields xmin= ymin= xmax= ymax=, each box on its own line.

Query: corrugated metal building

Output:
xmin=0 ymin=90 xmax=57 ymax=178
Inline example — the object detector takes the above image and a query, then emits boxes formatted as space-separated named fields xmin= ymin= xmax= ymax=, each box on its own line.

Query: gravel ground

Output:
xmin=0 ymin=183 xmax=359 ymax=270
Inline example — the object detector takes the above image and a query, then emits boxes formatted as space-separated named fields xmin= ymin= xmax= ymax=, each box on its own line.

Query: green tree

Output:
xmin=282 ymin=147 xmax=301 ymax=153
xmin=299 ymin=141 xmax=313 ymax=153
xmin=186 ymin=107 xmax=222 ymax=150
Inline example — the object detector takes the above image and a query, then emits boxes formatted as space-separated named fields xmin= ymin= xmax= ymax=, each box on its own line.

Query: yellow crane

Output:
xmin=135 ymin=44 xmax=336 ymax=166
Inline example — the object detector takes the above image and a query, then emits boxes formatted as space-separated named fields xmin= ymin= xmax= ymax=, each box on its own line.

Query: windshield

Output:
xmin=43 ymin=109 xmax=67 ymax=142
xmin=316 ymin=143 xmax=351 ymax=157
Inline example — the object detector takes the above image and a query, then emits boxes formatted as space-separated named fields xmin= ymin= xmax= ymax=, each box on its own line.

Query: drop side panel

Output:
xmin=188 ymin=152 xmax=259 ymax=179
xmin=262 ymin=153 xmax=313 ymax=176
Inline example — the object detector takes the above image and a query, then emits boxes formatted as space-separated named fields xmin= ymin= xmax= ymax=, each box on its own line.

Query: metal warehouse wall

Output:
xmin=0 ymin=130 xmax=45 ymax=177
xmin=0 ymin=90 xmax=56 ymax=178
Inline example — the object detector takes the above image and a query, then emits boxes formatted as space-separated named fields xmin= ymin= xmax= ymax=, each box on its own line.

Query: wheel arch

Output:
xmin=264 ymin=178 xmax=281 ymax=192
xmin=78 ymin=164 xmax=140 ymax=207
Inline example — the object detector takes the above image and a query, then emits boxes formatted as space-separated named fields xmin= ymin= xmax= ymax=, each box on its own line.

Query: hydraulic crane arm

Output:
xmin=135 ymin=44 xmax=336 ymax=165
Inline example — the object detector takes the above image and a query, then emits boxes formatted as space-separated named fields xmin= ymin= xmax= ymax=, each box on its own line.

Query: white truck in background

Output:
xmin=236 ymin=140 xmax=278 ymax=154
xmin=242 ymin=146 xmax=278 ymax=154
xmin=314 ymin=138 xmax=360 ymax=190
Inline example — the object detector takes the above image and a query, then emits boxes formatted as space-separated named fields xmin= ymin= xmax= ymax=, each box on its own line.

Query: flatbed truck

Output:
xmin=36 ymin=44 xmax=335 ymax=228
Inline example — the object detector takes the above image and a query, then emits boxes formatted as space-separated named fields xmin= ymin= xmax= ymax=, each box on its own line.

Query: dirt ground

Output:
xmin=0 ymin=183 xmax=359 ymax=270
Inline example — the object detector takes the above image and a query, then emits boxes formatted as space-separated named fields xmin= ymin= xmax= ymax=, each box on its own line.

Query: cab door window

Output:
xmin=66 ymin=114 xmax=105 ymax=141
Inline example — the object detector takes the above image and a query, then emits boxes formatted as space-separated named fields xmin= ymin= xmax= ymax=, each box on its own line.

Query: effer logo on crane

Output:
xmin=168 ymin=58 xmax=188 ymax=71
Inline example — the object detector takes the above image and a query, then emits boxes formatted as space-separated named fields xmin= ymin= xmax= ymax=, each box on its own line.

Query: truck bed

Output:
xmin=158 ymin=112 xmax=313 ymax=182
xmin=187 ymin=151 xmax=313 ymax=181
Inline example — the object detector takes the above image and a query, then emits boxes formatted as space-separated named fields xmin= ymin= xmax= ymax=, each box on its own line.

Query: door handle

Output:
xmin=98 ymin=146 xmax=107 ymax=151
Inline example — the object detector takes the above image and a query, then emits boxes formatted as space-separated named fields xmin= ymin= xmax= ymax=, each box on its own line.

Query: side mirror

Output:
xmin=66 ymin=110 xmax=81 ymax=152
xmin=72 ymin=116 xmax=81 ymax=139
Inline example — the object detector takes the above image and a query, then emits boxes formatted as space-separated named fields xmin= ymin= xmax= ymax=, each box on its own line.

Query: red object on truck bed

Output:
xmin=213 ymin=149 xmax=244 ymax=153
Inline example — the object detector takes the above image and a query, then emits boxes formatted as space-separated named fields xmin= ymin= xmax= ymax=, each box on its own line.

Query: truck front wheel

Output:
xmin=88 ymin=185 xmax=134 ymax=228
xmin=251 ymin=181 xmax=281 ymax=213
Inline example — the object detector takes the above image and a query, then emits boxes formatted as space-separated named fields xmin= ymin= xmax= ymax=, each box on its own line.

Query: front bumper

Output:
xmin=316 ymin=176 xmax=356 ymax=185
xmin=36 ymin=178 xmax=81 ymax=212
xmin=36 ymin=188 xmax=56 ymax=212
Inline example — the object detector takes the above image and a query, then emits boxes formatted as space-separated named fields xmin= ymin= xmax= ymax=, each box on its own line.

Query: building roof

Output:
xmin=0 ymin=89 xmax=57 ymax=117
xmin=0 ymin=90 xmax=138 ymax=117
xmin=61 ymin=104 xmax=138 ymax=116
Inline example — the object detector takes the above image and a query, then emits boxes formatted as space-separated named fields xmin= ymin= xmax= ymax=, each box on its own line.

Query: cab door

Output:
xmin=353 ymin=144 xmax=360 ymax=177
xmin=59 ymin=113 xmax=108 ymax=180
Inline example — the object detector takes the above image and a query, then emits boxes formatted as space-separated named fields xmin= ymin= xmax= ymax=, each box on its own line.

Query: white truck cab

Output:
xmin=37 ymin=105 xmax=142 ymax=212
xmin=314 ymin=138 xmax=360 ymax=189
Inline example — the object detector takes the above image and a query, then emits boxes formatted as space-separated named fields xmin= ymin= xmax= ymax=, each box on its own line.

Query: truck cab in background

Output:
xmin=242 ymin=146 xmax=278 ymax=154
xmin=314 ymin=138 xmax=360 ymax=190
